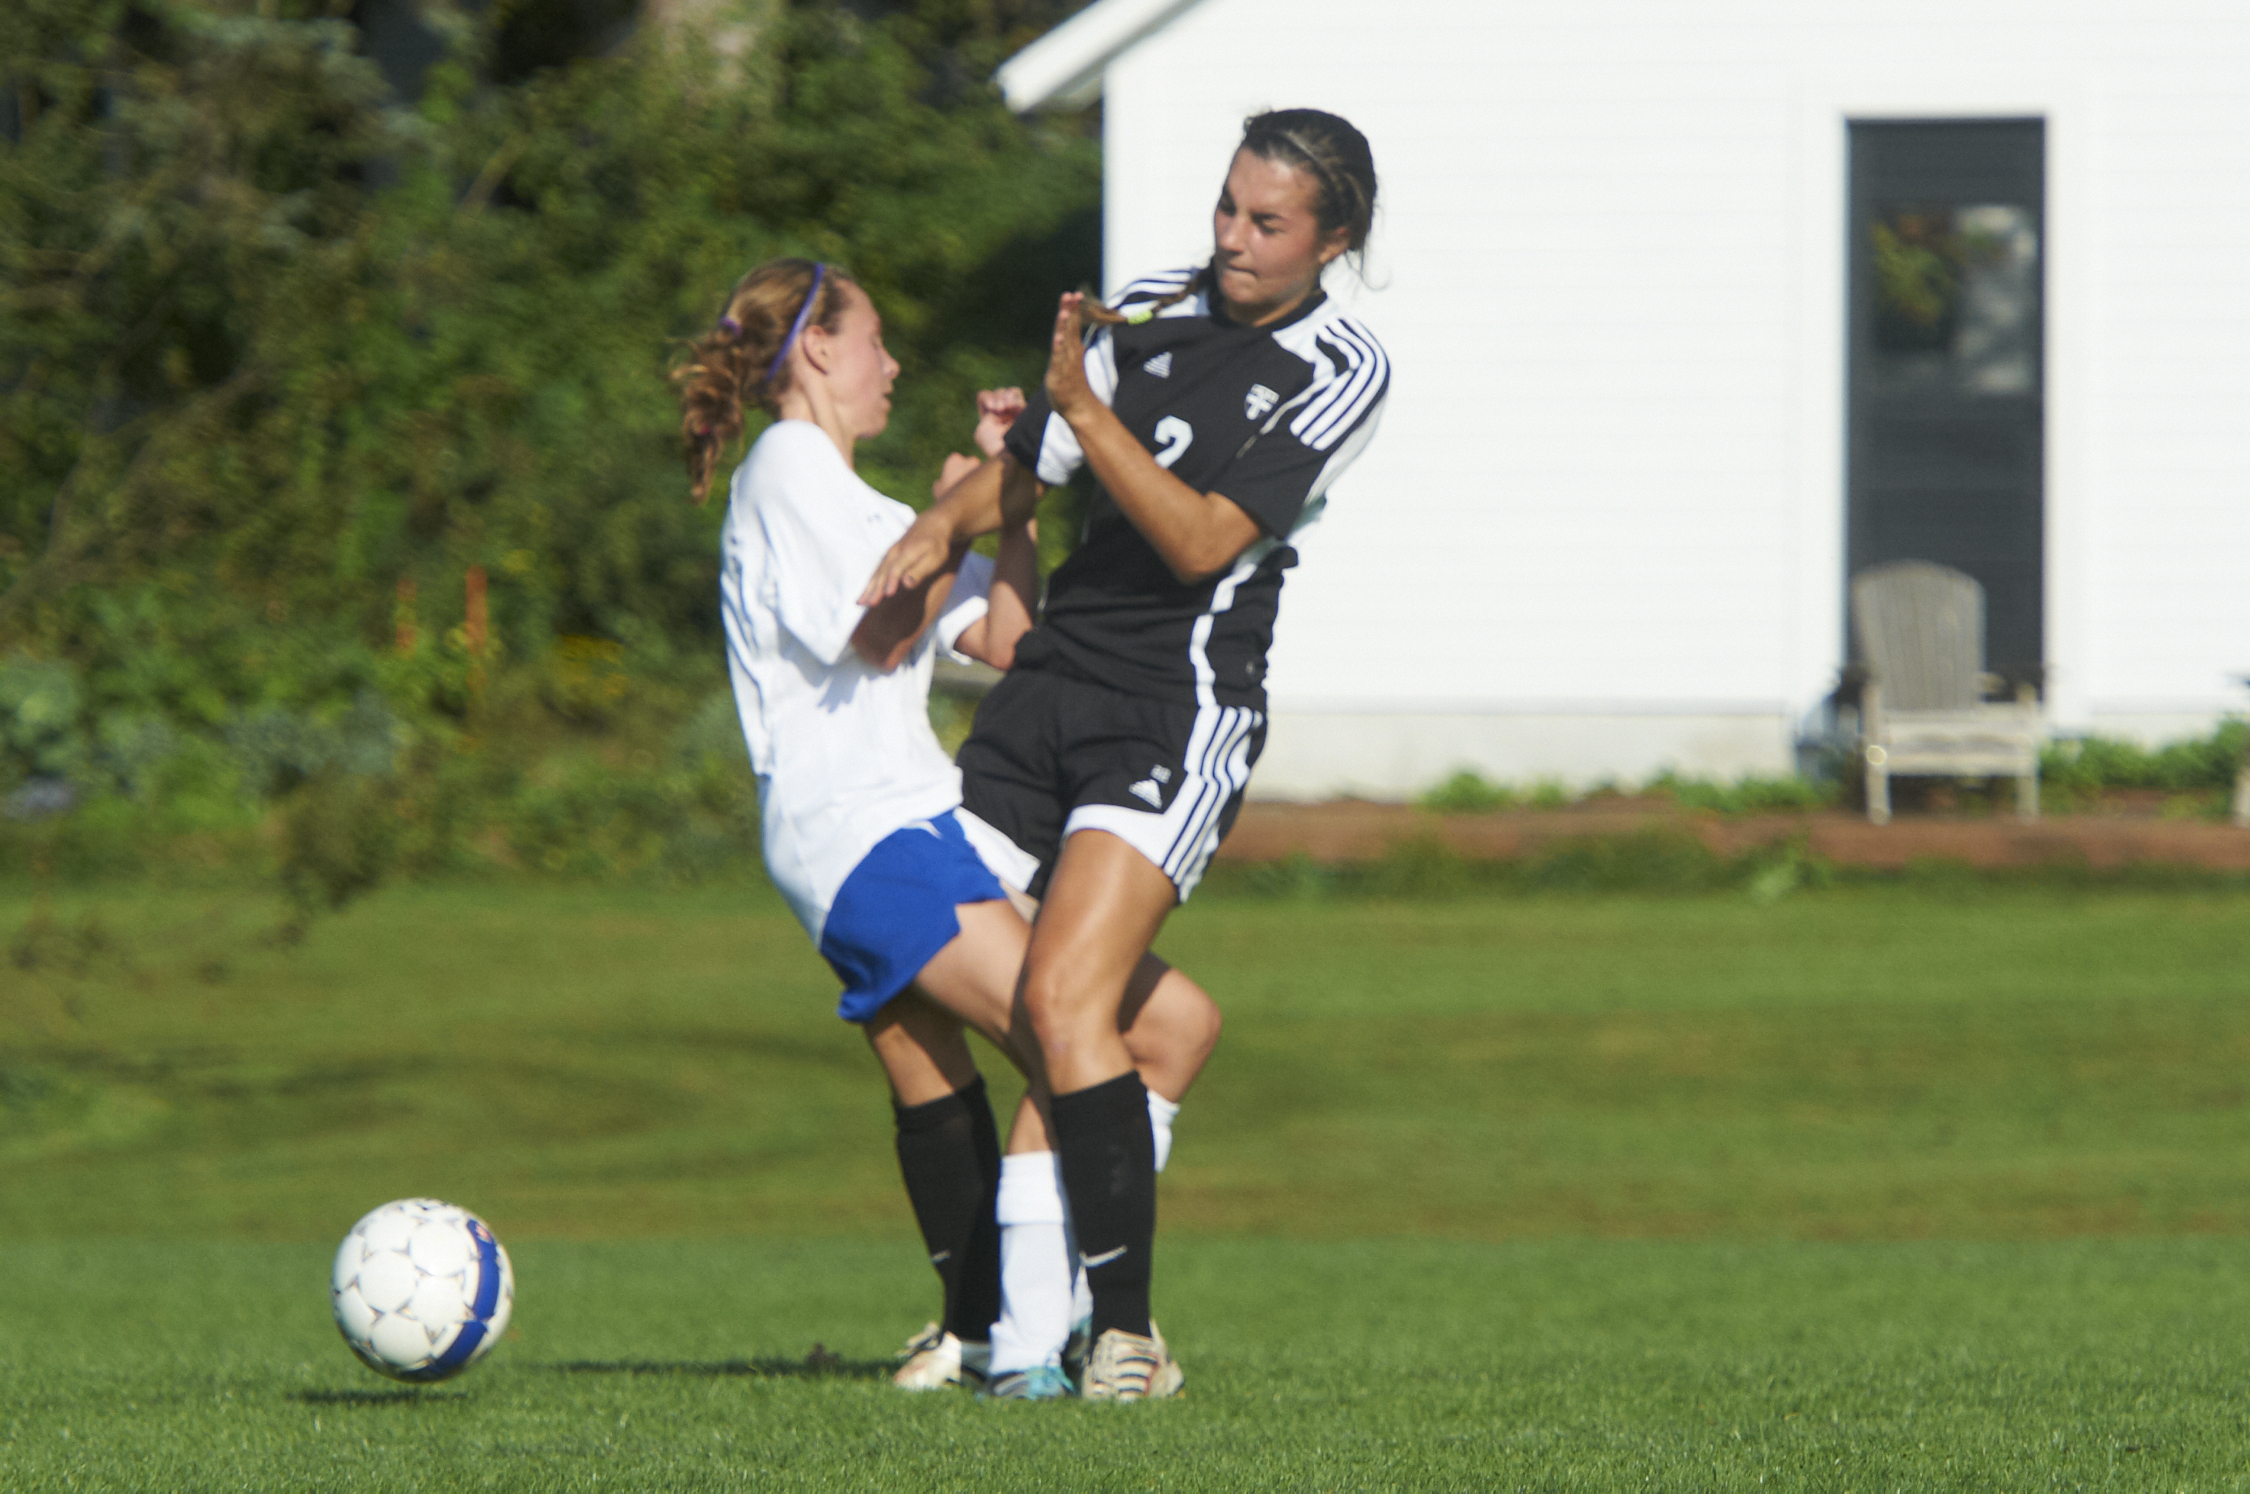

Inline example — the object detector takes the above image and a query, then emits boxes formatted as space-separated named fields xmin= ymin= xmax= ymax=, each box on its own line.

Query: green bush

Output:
xmin=1416 ymin=767 xmax=1842 ymax=817
xmin=2043 ymin=724 xmax=2247 ymax=799
xmin=1643 ymin=771 xmax=1839 ymax=815
xmin=0 ymin=657 xmax=84 ymax=787
xmin=1419 ymin=770 xmax=1518 ymax=814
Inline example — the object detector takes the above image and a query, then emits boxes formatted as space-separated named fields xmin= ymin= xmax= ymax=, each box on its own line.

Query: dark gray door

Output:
xmin=1847 ymin=119 xmax=2045 ymax=687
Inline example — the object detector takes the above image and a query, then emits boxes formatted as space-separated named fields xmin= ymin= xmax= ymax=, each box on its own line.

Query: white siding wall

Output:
xmin=1090 ymin=0 xmax=2250 ymax=794
xmin=2084 ymin=76 xmax=2250 ymax=723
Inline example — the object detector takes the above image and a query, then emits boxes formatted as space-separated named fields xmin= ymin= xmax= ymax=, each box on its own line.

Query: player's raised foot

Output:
xmin=979 ymin=1363 xmax=1074 ymax=1401
xmin=892 ymin=1323 xmax=989 ymax=1390
xmin=1079 ymin=1323 xmax=1183 ymax=1402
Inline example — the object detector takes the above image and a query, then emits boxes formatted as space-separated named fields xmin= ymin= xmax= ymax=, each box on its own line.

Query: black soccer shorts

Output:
xmin=957 ymin=666 xmax=1265 ymax=902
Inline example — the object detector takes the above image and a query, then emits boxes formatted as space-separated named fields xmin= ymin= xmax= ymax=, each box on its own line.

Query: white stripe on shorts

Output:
xmin=1062 ymin=700 xmax=1261 ymax=901
xmin=954 ymin=804 xmax=1043 ymax=895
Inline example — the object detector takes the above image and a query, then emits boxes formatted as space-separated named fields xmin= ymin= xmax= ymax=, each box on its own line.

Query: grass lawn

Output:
xmin=6 ymin=876 xmax=2250 ymax=1487
xmin=9 ymin=1236 xmax=2250 ymax=1490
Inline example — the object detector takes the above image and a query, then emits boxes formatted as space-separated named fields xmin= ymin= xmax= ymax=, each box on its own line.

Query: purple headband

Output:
xmin=765 ymin=263 xmax=827 ymax=383
xmin=716 ymin=315 xmax=741 ymax=338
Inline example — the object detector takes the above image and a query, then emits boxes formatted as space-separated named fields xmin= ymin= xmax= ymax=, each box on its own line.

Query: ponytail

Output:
xmin=671 ymin=258 xmax=856 ymax=504
xmin=1077 ymin=266 xmax=1210 ymax=331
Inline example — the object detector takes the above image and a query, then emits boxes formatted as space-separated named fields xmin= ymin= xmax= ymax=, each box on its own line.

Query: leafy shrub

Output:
xmin=1515 ymin=829 xmax=1725 ymax=893
xmin=0 ymin=658 xmax=84 ymax=787
xmin=1644 ymin=771 xmax=1839 ymax=815
xmin=1420 ymin=770 xmax=1517 ymax=814
xmin=279 ymin=769 xmax=405 ymax=917
xmin=2042 ymin=724 xmax=2247 ymax=800
xmin=1418 ymin=766 xmax=1841 ymax=817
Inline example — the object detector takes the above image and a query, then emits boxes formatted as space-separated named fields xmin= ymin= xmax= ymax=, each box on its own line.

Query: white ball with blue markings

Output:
xmin=331 ymin=1198 xmax=514 ymax=1382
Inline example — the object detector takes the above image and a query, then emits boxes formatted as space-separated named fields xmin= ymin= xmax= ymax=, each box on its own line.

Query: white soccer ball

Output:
xmin=331 ymin=1198 xmax=515 ymax=1382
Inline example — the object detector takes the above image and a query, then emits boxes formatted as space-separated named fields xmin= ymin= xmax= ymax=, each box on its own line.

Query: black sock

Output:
xmin=891 ymin=1076 xmax=1002 ymax=1343
xmin=1051 ymin=1071 xmax=1155 ymax=1339
xmin=956 ymin=1080 xmax=1003 ymax=1338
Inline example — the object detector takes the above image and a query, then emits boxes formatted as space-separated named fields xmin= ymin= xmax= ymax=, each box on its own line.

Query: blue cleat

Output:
xmin=980 ymin=1363 xmax=1074 ymax=1401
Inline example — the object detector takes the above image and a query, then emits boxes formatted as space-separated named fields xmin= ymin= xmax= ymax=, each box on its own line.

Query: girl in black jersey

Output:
xmin=677 ymin=261 xmax=1224 ymax=1402
xmin=865 ymin=110 xmax=1388 ymax=1401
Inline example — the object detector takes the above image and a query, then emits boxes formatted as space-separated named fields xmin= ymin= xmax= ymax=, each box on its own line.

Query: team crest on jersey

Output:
xmin=1142 ymin=351 xmax=1172 ymax=378
xmin=1244 ymin=383 xmax=1279 ymax=420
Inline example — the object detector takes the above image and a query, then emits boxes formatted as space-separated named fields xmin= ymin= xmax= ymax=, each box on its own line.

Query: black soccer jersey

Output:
xmin=1001 ymin=266 xmax=1390 ymax=711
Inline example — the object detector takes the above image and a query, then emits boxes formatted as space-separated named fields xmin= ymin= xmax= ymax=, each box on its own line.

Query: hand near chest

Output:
xmin=1045 ymin=294 xmax=1263 ymax=585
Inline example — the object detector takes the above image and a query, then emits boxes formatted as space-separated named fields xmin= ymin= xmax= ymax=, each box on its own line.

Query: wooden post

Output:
xmin=1863 ymin=680 xmax=1890 ymax=826
xmin=465 ymin=566 xmax=487 ymax=657
xmin=394 ymin=575 xmax=418 ymax=655
xmin=466 ymin=565 xmax=488 ymax=697
xmin=2233 ymin=676 xmax=2250 ymax=829
xmin=2235 ymin=724 xmax=2250 ymax=830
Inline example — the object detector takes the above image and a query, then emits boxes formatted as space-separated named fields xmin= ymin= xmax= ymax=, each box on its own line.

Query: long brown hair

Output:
xmin=672 ymin=258 xmax=857 ymax=504
xmin=1083 ymin=108 xmax=1377 ymax=331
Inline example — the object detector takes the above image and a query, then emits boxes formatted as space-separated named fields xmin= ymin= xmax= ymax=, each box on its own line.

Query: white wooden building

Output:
xmin=999 ymin=0 xmax=2250 ymax=799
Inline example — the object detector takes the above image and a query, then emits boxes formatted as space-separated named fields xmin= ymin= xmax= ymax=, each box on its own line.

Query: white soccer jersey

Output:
xmin=719 ymin=420 xmax=995 ymax=942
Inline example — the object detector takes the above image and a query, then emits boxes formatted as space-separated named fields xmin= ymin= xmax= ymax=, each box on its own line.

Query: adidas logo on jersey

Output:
xmin=1128 ymin=779 xmax=1164 ymax=808
xmin=1245 ymin=383 xmax=1279 ymax=420
xmin=1142 ymin=351 xmax=1172 ymax=378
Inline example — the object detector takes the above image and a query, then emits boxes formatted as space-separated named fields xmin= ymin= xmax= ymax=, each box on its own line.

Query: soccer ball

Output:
xmin=331 ymin=1198 xmax=515 ymax=1382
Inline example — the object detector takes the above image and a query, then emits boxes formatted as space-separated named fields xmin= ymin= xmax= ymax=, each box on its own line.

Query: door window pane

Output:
xmin=1868 ymin=203 xmax=2038 ymax=395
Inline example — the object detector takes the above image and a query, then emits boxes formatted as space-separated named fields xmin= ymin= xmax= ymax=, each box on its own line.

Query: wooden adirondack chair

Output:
xmin=1850 ymin=560 xmax=2042 ymax=826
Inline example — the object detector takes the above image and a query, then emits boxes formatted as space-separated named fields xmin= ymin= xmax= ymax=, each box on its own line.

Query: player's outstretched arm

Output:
xmin=1044 ymin=293 xmax=1261 ymax=585
xmin=952 ymin=493 xmax=1039 ymax=671
xmin=850 ymin=563 xmax=962 ymax=672
xmin=856 ymin=389 xmax=1038 ymax=666
xmin=860 ymin=455 xmax=1017 ymax=605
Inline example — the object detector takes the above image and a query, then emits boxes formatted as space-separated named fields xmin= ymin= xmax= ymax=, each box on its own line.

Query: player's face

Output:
xmin=818 ymin=283 xmax=899 ymax=440
xmin=1211 ymin=148 xmax=1350 ymax=326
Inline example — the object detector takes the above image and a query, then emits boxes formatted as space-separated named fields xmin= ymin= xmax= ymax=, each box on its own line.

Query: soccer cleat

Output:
xmin=979 ymin=1363 xmax=1074 ymax=1401
xmin=1078 ymin=1323 xmax=1183 ymax=1402
xmin=891 ymin=1323 xmax=990 ymax=1390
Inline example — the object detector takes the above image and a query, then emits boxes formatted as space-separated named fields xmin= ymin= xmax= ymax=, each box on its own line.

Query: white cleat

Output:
xmin=1079 ymin=1322 xmax=1183 ymax=1402
xmin=892 ymin=1322 xmax=990 ymax=1390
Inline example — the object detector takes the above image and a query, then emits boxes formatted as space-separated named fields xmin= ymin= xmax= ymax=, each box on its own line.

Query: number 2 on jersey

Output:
xmin=1152 ymin=416 xmax=1193 ymax=470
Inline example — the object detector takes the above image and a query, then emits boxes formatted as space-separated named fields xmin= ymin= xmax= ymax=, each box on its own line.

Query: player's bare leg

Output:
xmin=1120 ymin=958 xmax=1221 ymax=1169
xmin=899 ymin=894 xmax=1213 ymax=1397
xmin=1019 ymin=829 xmax=1185 ymax=1399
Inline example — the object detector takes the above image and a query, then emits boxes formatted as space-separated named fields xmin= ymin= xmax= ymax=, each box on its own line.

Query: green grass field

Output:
xmin=6 ymin=875 xmax=2250 ymax=1488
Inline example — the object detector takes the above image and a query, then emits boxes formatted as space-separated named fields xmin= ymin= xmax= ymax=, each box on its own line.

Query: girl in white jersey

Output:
xmin=865 ymin=111 xmax=1388 ymax=1401
xmin=674 ymin=258 xmax=1221 ymax=1401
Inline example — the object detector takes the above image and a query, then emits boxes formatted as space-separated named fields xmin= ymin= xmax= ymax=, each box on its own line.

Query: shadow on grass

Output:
xmin=548 ymin=1349 xmax=887 ymax=1382
xmin=293 ymin=1387 xmax=472 ymax=1406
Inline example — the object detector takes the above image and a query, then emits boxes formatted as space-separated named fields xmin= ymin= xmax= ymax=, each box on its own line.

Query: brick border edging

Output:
xmin=1216 ymin=803 xmax=2250 ymax=872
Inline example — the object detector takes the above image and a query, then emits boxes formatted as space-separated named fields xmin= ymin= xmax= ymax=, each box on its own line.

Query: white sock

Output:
xmin=986 ymin=1152 xmax=1073 ymax=1375
xmin=1148 ymin=1091 xmax=1181 ymax=1173
xmin=1070 ymin=1254 xmax=1092 ymax=1333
